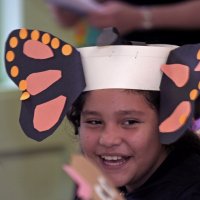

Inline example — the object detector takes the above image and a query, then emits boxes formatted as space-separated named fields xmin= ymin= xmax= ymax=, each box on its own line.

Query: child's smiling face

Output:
xmin=79 ymin=89 xmax=167 ymax=191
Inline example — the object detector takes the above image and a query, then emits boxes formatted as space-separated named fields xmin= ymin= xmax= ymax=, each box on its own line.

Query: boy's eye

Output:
xmin=86 ymin=120 xmax=102 ymax=125
xmin=122 ymin=119 xmax=140 ymax=126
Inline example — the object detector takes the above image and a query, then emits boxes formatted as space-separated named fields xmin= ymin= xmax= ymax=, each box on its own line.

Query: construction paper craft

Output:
xmin=78 ymin=45 xmax=176 ymax=91
xmin=4 ymin=29 xmax=85 ymax=141
xmin=26 ymin=70 xmax=62 ymax=95
xmin=63 ymin=154 xmax=124 ymax=200
xmin=4 ymin=27 xmax=200 ymax=144
xmin=161 ymin=64 xmax=189 ymax=87
xmin=159 ymin=44 xmax=200 ymax=144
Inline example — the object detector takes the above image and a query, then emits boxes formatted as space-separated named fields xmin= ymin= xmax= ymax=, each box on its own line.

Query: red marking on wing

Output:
xmin=27 ymin=70 xmax=61 ymax=95
xmin=161 ymin=64 xmax=189 ymax=87
xmin=159 ymin=101 xmax=191 ymax=133
xmin=33 ymin=95 xmax=66 ymax=132
xmin=23 ymin=40 xmax=54 ymax=59
xmin=195 ymin=62 xmax=200 ymax=72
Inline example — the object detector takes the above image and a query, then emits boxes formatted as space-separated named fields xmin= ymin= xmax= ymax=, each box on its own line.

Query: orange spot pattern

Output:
xmin=51 ymin=37 xmax=60 ymax=49
xmin=10 ymin=65 xmax=19 ymax=77
xmin=9 ymin=37 xmax=18 ymax=48
xmin=19 ymin=80 xmax=27 ymax=91
xmin=189 ymin=49 xmax=200 ymax=102
xmin=6 ymin=51 xmax=15 ymax=62
xmin=6 ymin=29 xmax=73 ymax=102
xmin=197 ymin=50 xmax=200 ymax=60
xmin=19 ymin=28 xmax=28 ymax=39
xmin=31 ymin=30 xmax=40 ymax=40
xmin=190 ymin=89 xmax=199 ymax=101
xmin=42 ymin=33 xmax=51 ymax=44
xmin=161 ymin=48 xmax=200 ymax=135
xmin=20 ymin=92 xmax=30 ymax=101
xmin=62 ymin=44 xmax=73 ymax=56
xmin=179 ymin=114 xmax=187 ymax=125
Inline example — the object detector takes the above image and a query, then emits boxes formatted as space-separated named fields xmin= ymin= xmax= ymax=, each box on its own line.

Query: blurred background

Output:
xmin=0 ymin=0 xmax=82 ymax=199
xmin=1 ymin=0 xmax=200 ymax=199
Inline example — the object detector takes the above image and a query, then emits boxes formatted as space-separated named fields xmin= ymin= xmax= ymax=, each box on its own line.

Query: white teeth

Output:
xmin=101 ymin=156 xmax=122 ymax=161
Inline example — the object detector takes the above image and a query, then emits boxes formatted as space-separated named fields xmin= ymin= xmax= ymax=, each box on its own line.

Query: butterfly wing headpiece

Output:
xmin=159 ymin=44 xmax=200 ymax=144
xmin=5 ymin=29 xmax=85 ymax=141
xmin=4 ymin=28 xmax=200 ymax=144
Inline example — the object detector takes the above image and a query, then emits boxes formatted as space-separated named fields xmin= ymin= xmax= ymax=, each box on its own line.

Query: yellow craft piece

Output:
xmin=19 ymin=80 xmax=27 ymax=91
xmin=190 ymin=89 xmax=199 ymax=101
xmin=31 ymin=30 xmax=40 ymax=40
xmin=62 ymin=44 xmax=73 ymax=56
xmin=9 ymin=36 xmax=18 ymax=48
xmin=42 ymin=33 xmax=51 ymax=44
xmin=20 ymin=92 xmax=30 ymax=101
xmin=179 ymin=114 xmax=187 ymax=125
xmin=19 ymin=28 xmax=28 ymax=39
xmin=10 ymin=65 xmax=19 ymax=77
xmin=6 ymin=50 xmax=15 ymax=62
xmin=197 ymin=50 xmax=200 ymax=60
xmin=51 ymin=37 xmax=60 ymax=49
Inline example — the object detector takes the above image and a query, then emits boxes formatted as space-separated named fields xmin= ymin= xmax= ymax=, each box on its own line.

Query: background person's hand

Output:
xmin=87 ymin=1 xmax=143 ymax=35
xmin=48 ymin=5 xmax=81 ymax=27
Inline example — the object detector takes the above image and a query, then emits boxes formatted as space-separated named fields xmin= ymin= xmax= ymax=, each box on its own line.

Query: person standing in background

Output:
xmin=48 ymin=0 xmax=200 ymax=46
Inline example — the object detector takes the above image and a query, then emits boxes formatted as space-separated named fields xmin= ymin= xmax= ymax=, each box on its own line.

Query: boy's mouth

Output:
xmin=99 ymin=155 xmax=131 ymax=167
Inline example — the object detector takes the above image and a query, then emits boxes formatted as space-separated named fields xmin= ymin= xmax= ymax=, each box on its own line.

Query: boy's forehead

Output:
xmin=78 ymin=45 xmax=177 ymax=92
xmin=83 ymin=89 xmax=153 ymax=109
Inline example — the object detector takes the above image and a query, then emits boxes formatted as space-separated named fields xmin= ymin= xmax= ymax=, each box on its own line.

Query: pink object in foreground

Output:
xmin=63 ymin=165 xmax=92 ymax=200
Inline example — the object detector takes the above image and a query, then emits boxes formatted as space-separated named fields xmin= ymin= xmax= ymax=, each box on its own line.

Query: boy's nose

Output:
xmin=99 ymin=124 xmax=122 ymax=147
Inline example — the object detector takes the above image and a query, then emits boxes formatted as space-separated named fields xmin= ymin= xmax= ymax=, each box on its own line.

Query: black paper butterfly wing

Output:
xmin=159 ymin=44 xmax=200 ymax=144
xmin=5 ymin=29 xmax=85 ymax=141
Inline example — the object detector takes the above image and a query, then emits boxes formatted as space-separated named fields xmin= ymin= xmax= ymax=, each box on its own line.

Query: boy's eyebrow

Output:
xmin=81 ymin=110 xmax=145 ymax=116
xmin=116 ymin=110 xmax=145 ymax=116
xmin=81 ymin=110 xmax=101 ymax=116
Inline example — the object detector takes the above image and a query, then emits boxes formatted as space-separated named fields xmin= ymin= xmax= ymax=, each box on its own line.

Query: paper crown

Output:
xmin=4 ymin=28 xmax=200 ymax=144
xmin=79 ymin=45 xmax=176 ymax=91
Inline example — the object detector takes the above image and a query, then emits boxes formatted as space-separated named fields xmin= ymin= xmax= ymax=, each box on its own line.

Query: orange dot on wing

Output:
xmin=197 ymin=50 xmax=200 ymax=60
xmin=190 ymin=89 xmax=199 ymax=101
xmin=10 ymin=66 xmax=19 ymax=77
xmin=19 ymin=80 xmax=27 ymax=91
xmin=62 ymin=44 xmax=73 ymax=56
xmin=20 ymin=92 xmax=30 ymax=100
xmin=31 ymin=30 xmax=40 ymax=40
xmin=9 ymin=37 xmax=18 ymax=48
xmin=19 ymin=28 xmax=28 ymax=39
xmin=179 ymin=114 xmax=187 ymax=125
xmin=6 ymin=51 xmax=15 ymax=62
xmin=51 ymin=38 xmax=60 ymax=49
xmin=42 ymin=33 xmax=51 ymax=44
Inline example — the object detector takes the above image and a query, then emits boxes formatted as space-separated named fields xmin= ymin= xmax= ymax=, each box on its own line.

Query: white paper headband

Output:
xmin=79 ymin=45 xmax=178 ymax=91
